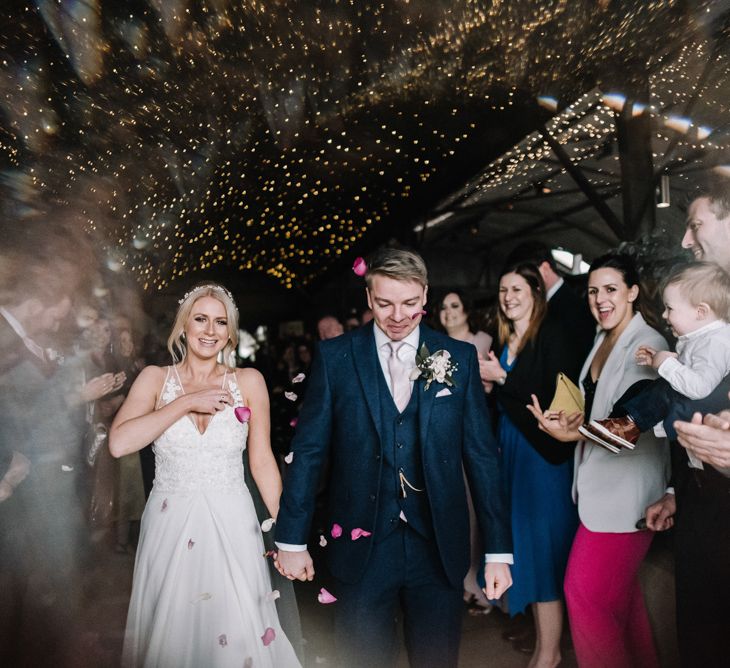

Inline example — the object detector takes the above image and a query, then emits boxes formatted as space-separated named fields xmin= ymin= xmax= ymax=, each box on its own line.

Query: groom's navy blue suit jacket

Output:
xmin=275 ymin=322 xmax=511 ymax=588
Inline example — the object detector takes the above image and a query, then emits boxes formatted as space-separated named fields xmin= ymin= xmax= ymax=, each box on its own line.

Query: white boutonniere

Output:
xmin=409 ymin=343 xmax=458 ymax=390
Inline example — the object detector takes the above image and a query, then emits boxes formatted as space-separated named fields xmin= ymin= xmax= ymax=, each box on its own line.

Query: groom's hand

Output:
xmin=274 ymin=549 xmax=315 ymax=582
xmin=482 ymin=563 xmax=512 ymax=601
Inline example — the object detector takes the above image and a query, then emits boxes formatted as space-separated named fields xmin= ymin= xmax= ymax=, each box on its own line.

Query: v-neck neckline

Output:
xmin=173 ymin=365 xmax=228 ymax=436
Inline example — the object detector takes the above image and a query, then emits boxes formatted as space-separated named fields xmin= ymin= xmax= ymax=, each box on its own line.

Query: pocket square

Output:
xmin=435 ymin=388 xmax=452 ymax=398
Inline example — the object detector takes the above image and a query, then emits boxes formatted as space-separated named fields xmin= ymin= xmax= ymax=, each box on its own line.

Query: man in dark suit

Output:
xmin=274 ymin=247 xmax=512 ymax=668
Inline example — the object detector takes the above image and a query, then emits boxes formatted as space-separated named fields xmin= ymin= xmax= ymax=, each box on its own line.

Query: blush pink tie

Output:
xmin=387 ymin=342 xmax=412 ymax=412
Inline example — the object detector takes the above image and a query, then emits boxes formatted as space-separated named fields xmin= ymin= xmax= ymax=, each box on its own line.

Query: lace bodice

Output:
xmin=152 ymin=367 xmax=249 ymax=493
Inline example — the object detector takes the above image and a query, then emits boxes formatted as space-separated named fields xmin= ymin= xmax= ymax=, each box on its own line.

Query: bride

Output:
xmin=110 ymin=283 xmax=300 ymax=668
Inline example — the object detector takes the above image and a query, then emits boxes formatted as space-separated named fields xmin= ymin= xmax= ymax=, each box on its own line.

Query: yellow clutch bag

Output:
xmin=548 ymin=372 xmax=584 ymax=415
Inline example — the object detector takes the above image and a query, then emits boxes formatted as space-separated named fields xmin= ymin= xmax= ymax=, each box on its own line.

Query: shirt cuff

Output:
xmin=485 ymin=553 xmax=514 ymax=565
xmin=274 ymin=542 xmax=307 ymax=552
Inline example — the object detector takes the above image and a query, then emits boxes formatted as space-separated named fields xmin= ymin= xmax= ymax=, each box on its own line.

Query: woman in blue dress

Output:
xmin=481 ymin=262 xmax=579 ymax=668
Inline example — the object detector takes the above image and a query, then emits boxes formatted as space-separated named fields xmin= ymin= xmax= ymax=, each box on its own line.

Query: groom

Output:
xmin=274 ymin=248 xmax=511 ymax=667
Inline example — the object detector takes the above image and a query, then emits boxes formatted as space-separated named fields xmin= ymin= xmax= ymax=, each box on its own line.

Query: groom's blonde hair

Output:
xmin=365 ymin=247 xmax=428 ymax=288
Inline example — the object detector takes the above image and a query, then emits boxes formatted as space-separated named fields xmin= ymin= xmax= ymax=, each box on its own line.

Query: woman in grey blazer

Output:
xmin=529 ymin=253 xmax=669 ymax=668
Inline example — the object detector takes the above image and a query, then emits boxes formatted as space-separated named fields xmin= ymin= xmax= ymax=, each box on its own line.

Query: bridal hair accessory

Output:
xmin=178 ymin=284 xmax=235 ymax=305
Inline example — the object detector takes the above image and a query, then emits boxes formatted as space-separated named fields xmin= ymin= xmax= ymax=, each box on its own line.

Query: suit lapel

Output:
xmin=352 ymin=324 xmax=385 ymax=444
xmin=417 ymin=326 xmax=438 ymax=444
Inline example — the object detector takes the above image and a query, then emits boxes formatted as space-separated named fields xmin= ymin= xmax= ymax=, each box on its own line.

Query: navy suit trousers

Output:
xmin=332 ymin=522 xmax=463 ymax=668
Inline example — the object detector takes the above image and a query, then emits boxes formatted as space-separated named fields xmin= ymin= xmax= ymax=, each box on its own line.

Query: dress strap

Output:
xmin=155 ymin=365 xmax=174 ymax=409
xmin=172 ymin=363 xmax=186 ymax=394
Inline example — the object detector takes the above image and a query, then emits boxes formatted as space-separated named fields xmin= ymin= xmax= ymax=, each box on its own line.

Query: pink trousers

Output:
xmin=564 ymin=523 xmax=659 ymax=668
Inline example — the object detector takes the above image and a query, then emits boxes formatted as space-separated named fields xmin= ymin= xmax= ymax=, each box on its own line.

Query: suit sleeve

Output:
xmin=461 ymin=344 xmax=512 ymax=554
xmin=274 ymin=342 xmax=334 ymax=545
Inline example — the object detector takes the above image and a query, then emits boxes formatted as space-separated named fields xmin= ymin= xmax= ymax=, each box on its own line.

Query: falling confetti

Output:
xmin=261 ymin=518 xmax=276 ymax=532
xmin=190 ymin=592 xmax=213 ymax=603
xmin=161 ymin=499 xmax=168 ymax=512
xmin=352 ymin=257 xmax=367 ymax=276
xmin=284 ymin=391 xmax=298 ymax=402
xmin=187 ymin=539 xmax=195 ymax=550
xmin=317 ymin=587 xmax=338 ymax=604
xmin=263 ymin=550 xmax=277 ymax=560
xmin=284 ymin=452 xmax=294 ymax=464
xmin=411 ymin=310 xmax=427 ymax=319
xmin=261 ymin=627 xmax=276 ymax=646
xmin=319 ymin=535 xmax=328 ymax=547
xmin=61 ymin=464 xmax=74 ymax=472
xmin=351 ymin=528 xmax=372 ymax=541
xmin=292 ymin=373 xmax=306 ymax=383
xmin=235 ymin=406 xmax=252 ymax=423
xmin=266 ymin=590 xmax=281 ymax=602
xmin=330 ymin=523 xmax=343 ymax=539
xmin=218 ymin=634 xmax=228 ymax=647
xmin=289 ymin=417 xmax=298 ymax=428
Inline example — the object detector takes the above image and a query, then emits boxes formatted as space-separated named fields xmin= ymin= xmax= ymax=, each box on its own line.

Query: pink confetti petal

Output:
xmin=352 ymin=257 xmax=367 ymax=276
xmin=292 ymin=373 xmax=306 ymax=383
xmin=234 ymin=406 xmax=251 ymax=423
xmin=411 ymin=309 xmax=427 ymax=319
xmin=266 ymin=590 xmax=281 ymax=602
xmin=187 ymin=539 xmax=195 ymax=550
xmin=263 ymin=550 xmax=276 ymax=559
xmin=350 ymin=528 xmax=372 ymax=541
xmin=284 ymin=452 xmax=294 ymax=464
xmin=317 ymin=587 xmax=338 ymax=604
xmin=289 ymin=417 xmax=298 ymax=428
xmin=261 ymin=518 xmax=275 ymax=532
xmin=161 ymin=498 xmax=168 ymax=512
xmin=330 ymin=523 xmax=342 ymax=538
xmin=261 ymin=627 xmax=276 ymax=646
xmin=284 ymin=391 xmax=298 ymax=401
xmin=218 ymin=634 xmax=228 ymax=647
xmin=319 ymin=534 xmax=328 ymax=547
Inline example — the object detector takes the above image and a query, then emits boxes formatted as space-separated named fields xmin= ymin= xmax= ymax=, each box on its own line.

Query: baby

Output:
xmin=580 ymin=262 xmax=730 ymax=461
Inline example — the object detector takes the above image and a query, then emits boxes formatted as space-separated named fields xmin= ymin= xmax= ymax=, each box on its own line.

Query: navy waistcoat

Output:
xmin=375 ymin=366 xmax=433 ymax=541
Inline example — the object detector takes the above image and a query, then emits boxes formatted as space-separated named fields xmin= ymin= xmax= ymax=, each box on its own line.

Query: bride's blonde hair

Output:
xmin=168 ymin=283 xmax=239 ymax=369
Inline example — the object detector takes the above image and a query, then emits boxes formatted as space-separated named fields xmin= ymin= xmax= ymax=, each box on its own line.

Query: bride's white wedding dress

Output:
xmin=122 ymin=366 xmax=300 ymax=668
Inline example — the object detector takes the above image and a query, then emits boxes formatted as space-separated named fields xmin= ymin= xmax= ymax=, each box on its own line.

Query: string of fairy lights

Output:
xmin=0 ymin=0 xmax=721 ymax=291
xmin=437 ymin=37 xmax=730 ymax=215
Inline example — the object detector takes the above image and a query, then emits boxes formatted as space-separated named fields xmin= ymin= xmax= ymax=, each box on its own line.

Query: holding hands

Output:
xmin=526 ymin=394 xmax=583 ymax=442
xmin=635 ymin=345 xmax=677 ymax=370
xmin=274 ymin=549 xmax=315 ymax=582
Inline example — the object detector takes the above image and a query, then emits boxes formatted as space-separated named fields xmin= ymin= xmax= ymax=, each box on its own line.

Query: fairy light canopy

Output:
xmin=0 ymin=1 xmax=724 ymax=293
xmin=418 ymin=29 xmax=730 ymax=278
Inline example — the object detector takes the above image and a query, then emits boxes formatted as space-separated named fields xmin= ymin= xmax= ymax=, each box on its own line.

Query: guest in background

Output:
xmin=528 ymin=253 xmax=668 ymax=668
xmin=112 ymin=325 xmax=146 ymax=553
xmin=480 ymin=262 xmax=579 ymax=668
xmin=505 ymin=241 xmax=595 ymax=383
xmin=437 ymin=287 xmax=493 ymax=614
xmin=438 ymin=288 xmax=492 ymax=359
xmin=316 ymin=313 xmax=344 ymax=340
